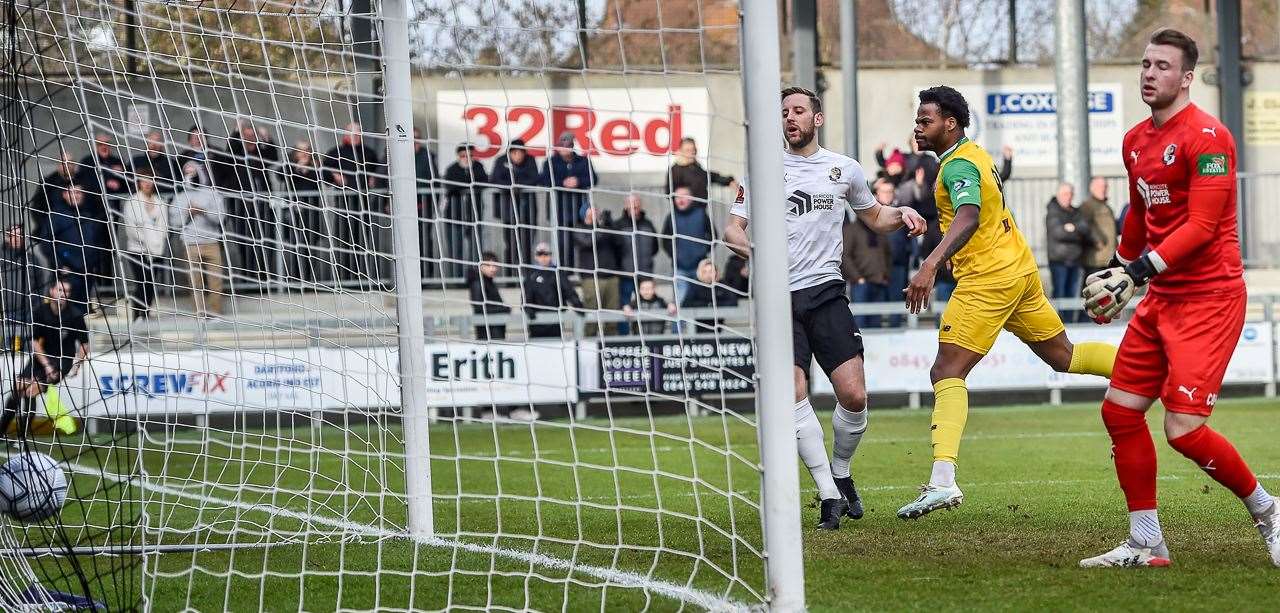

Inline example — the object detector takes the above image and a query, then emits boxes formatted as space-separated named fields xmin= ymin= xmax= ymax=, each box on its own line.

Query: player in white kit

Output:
xmin=725 ymin=87 xmax=926 ymax=529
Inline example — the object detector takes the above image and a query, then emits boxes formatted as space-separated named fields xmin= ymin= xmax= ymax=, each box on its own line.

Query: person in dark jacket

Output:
xmin=80 ymin=133 xmax=129 ymax=201
xmin=661 ymin=186 xmax=712 ymax=304
xmin=540 ymin=131 xmax=598 ymax=269
xmin=1045 ymin=182 xmax=1091 ymax=322
xmin=680 ymin=258 xmax=738 ymax=333
xmin=1 ymin=224 xmax=51 ymax=348
xmin=613 ymin=193 xmax=660 ymax=312
xmin=622 ymin=276 xmax=676 ymax=336
xmin=224 ymin=122 xmax=283 ymax=284
xmin=466 ymin=251 xmax=510 ymax=341
xmin=667 ymin=137 xmax=735 ymax=205
xmin=410 ymin=128 xmax=441 ymax=277
xmin=489 ymin=139 xmax=541 ymax=264
xmin=130 ymin=131 xmax=181 ymax=195
xmin=322 ymin=123 xmax=384 ymax=278
xmin=31 ymin=153 xmax=87 ymax=233
xmin=36 ymin=184 xmax=107 ymax=306
xmin=573 ymin=206 xmax=622 ymax=336
xmin=523 ymin=242 xmax=583 ymax=338
xmin=441 ymin=143 xmax=489 ymax=274
xmin=721 ymin=254 xmax=749 ymax=295
xmin=842 ymin=211 xmax=893 ymax=329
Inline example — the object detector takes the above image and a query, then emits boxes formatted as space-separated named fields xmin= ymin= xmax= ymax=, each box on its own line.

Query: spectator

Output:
xmin=1080 ymin=176 xmax=1118 ymax=278
xmin=322 ymin=122 xmax=384 ymax=279
xmin=523 ymin=242 xmax=582 ymax=338
xmin=0 ymin=224 xmax=51 ymax=347
xmin=875 ymin=179 xmax=913 ymax=326
xmin=540 ymin=131 xmax=598 ymax=269
xmin=1045 ymin=182 xmax=1091 ymax=322
xmin=875 ymin=147 xmax=908 ymax=186
xmin=130 ymin=130 xmax=181 ymax=195
xmin=282 ymin=140 xmax=326 ymax=282
xmin=842 ymin=207 xmax=893 ymax=329
xmin=489 ymin=138 xmax=541 ymax=264
xmin=721 ymin=254 xmax=749 ymax=295
xmin=442 ymin=144 xmax=489 ymax=275
xmin=466 ymin=251 xmax=510 ymax=341
xmin=679 ymin=258 xmax=738 ymax=332
xmin=224 ymin=121 xmax=283 ymax=284
xmin=411 ymin=128 xmax=440 ymax=275
xmin=997 ymin=145 xmax=1014 ymax=181
xmin=31 ymin=153 xmax=84 ymax=231
xmin=623 ymin=276 xmax=676 ymax=336
xmin=572 ymin=206 xmax=621 ymax=336
xmin=661 ymin=186 xmax=712 ymax=304
xmin=613 ymin=193 xmax=660 ymax=316
xmin=177 ymin=125 xmax=227 ymax=186
xmin=121 ymin=174 xmax=169 ymax=318
xmin=170 ymin=162 xmax=227 ymax=318
xmin=36 ymin=184 xmax=106 ymax=306
xmin=897 ymin=165 xmax=938 ymax=233
xmin=1 ymin=278 xmax=89 ymax=438
xmin=80 ymin=132 xmax=129 ymax=201
xmin=667 ymin=137 xmax=735 ymax=205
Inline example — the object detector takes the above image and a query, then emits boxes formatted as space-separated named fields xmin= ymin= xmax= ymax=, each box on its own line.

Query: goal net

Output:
xmin=0 ymin=0 xmax=802 ymax=610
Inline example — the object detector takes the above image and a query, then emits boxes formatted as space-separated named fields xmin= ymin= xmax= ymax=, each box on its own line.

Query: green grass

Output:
xmin=24 ymin=397 xmax=1280 ymax=611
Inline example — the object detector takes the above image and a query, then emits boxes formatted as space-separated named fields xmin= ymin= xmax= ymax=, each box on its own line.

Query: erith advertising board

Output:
xmin=937 ymin=84 xmax=1125 ymax=169
xmin=435 ymin=88 xmax=711 ymax=173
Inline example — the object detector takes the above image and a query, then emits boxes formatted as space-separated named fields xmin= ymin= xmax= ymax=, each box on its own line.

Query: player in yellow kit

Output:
xmin=896 ymin=86 xmax=1118 ymax=519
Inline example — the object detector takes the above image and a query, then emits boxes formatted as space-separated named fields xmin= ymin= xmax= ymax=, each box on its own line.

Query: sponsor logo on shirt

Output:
xmin=786 ymin=190 xmax=836 ymax=217
xmin=1162 ymin=144 xmax=1176 ymax=166
xmin=1135 ymin=177 xmax=1171 ymax=207
xmin=1196 ymin=153 xmax=1228 ymax=176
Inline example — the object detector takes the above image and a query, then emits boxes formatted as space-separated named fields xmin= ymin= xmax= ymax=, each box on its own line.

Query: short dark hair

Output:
xmin=1149 ymin=28 xmax=1198 ymax=71
xmin=480 ymin=251 xmax=499 ymax=262
xmin=680 ymin=136 xmax=697 ymax=146
xmin=918 ymin=86 xmax=971 ymax=129
xmin=780 ymin=86 xmax=822 ymax=114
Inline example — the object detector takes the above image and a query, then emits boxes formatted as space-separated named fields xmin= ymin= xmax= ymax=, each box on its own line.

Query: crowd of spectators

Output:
xmin=7 ymin=119 xmax=1130 ymax=346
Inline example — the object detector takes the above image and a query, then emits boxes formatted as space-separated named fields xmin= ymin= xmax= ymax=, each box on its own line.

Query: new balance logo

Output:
xmin=1178 ymin=385 xmax=1198 ymax=402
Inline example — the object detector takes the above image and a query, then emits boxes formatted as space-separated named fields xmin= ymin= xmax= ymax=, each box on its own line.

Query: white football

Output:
xmin=0 ymin=452 xmax=68 ymax=522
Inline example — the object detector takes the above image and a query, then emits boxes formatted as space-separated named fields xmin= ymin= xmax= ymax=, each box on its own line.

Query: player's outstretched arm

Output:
xmin=854 ymin=203 xmax=926 ymax=237
xmin=724 ymin=214 xmax=751 ymax=259
xmin=905 ymin=204 xmax=978 ymax=314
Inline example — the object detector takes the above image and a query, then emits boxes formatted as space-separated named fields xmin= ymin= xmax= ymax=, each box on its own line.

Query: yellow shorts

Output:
xmin=938 ymin=270 xmax=1065 ymax=355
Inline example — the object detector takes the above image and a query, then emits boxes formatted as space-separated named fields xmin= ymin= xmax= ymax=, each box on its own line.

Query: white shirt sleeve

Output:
xmin=845 ymin=161 xmax=875 ymax=211
xmin=729 ymin=183 xmax=749 ymax=219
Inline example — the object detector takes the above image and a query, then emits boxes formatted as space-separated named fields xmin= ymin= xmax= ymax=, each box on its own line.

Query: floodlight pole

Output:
xmin=1054 ymin=0 xmax=1091 ymax=193
xmin=380 ymin=0 xmax=433 ymax=537
xmin=742 ymin=0 xmax=805 ymax=610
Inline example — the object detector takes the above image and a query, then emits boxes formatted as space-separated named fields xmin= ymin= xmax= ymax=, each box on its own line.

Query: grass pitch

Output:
xmin=31 ymin=397 xmax=1280 ymax=611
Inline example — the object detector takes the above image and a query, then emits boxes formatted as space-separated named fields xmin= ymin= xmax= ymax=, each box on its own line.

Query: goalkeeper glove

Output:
xmin=1081 ymin=254 xmax=1160 ymax=324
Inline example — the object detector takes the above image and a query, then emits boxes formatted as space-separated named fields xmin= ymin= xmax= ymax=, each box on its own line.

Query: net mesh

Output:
xmin=0 ymin=0 xmax=770 ymax=610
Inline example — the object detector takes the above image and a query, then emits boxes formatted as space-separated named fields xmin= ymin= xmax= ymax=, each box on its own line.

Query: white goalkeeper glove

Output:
xmin=1081 ymin=254 xmax=1160 ymax=324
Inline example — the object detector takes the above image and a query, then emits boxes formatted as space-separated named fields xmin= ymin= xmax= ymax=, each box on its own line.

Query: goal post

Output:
xmin=741 ymin=0 xmax=807 ymax=609
xmin=381 ymin=0 xmax=433 ymax=539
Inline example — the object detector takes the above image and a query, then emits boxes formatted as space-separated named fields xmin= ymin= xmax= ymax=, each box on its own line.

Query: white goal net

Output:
xmin=0 ymin=0 xmax=804 ymax=610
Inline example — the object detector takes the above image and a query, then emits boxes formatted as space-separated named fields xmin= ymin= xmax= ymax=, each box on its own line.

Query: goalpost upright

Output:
xmin=741 ymin=0 xmax=806 ymax=610
xmin=380 ymin=0 xmax=433 ymax=537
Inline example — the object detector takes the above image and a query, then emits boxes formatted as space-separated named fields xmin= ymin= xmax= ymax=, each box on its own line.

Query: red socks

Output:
xmin=1168 ymin=425 xmax=1259 ymax=498
xmin=1101 ymin=400 xmax=1158 ymax=511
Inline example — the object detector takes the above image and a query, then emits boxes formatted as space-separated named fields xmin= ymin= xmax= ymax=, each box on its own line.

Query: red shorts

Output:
xmin=1110 ymin=289 xmax=1246 ymax=416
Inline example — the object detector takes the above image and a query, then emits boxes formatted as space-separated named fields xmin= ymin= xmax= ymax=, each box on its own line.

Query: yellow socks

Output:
xmin=930 ymin=378 xmax=969 ymax=464
xmin=1068 ymin=341 xmax=1117 ymax=378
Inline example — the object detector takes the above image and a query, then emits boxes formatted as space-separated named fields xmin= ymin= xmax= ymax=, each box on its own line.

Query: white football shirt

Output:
xmin=730 ymin=147 xmax=875 ymax=291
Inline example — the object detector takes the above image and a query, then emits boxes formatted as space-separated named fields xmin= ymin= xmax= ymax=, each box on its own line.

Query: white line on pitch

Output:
xmin=64 ymin=463 xmax=751 ymax=612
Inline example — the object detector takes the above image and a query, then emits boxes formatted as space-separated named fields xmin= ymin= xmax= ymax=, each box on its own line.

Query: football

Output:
xmin=0 ymin=453 xmax=68 ymax=522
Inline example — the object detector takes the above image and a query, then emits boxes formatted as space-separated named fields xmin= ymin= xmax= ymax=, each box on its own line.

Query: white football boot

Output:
xmin=896 ymin=484 xmax=963 ymax=520
xmin=1079 ymin=539 xmax=1172 ymax=568
xmin=1251 ymin=498 xmax=1280 ymax=567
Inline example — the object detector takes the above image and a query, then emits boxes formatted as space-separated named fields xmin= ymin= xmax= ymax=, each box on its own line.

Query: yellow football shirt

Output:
xmin=934 ymin=137 xmax=1038 ymax=285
